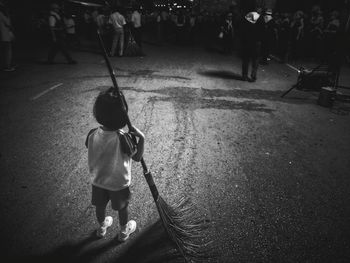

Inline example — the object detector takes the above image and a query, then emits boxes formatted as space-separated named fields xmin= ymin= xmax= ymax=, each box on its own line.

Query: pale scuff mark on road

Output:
xmin=30 ymin=83 xmax=63 ymax=101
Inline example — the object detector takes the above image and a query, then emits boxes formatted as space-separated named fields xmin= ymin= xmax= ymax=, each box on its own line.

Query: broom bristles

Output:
xmin=155 ymin=196 xmax=213 ymax=262
xmin=124 ymin=40 xmax=142 ymax=57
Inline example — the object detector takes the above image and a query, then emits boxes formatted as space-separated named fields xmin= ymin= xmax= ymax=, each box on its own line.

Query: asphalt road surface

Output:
xmin=1 ymin=39 xmax=350 ymax=263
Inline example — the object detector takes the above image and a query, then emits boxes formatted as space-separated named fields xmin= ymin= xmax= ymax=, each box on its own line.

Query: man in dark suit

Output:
xmin=238 ymin=11 xmax=262 ymax=82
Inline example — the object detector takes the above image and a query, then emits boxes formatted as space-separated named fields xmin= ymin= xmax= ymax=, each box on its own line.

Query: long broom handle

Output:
xmin=96 ymin=29 xmax=160 ymax=201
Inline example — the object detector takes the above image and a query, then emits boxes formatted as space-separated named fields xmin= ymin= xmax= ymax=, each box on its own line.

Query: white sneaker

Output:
xmin=118 ymin=220 xmax=137 ymax=242
xmin=96 ymin=216 xmax=113 ymax=238
xmin=3 ymin=67 xmax=15 ymax=72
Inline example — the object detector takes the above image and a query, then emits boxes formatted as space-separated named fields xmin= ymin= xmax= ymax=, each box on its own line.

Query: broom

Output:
xmin=124 ymin=29 xmax=143 ymax=57
xmin=96 ymin=29 xmax=211 ymax=262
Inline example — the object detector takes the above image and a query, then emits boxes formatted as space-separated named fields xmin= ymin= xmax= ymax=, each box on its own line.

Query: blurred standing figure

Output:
xmin=278 ymin=13 xmax=291 ymax=63
xmin=0 ymin=0 xmax=15 ymax=71
xmin=188 ymin=12 xmax=197 ymax=44
xmin=109 ymin=6 xmax=126 ymax=57
xmin=260 ymin=9 xmax=277 ymax=65
xmin=221 ymin=12 xmax=234 ymax=54
xmin=161 ymin=8 xmax=170 ymax=41
xmin=239 ymin=11 xmax=262 ymax=82
xmin=156 ymin=11 xmax=162 ymax=43
xmin=92 ymin=8 xmax=99 ymax=24
xmin=309 ymin=5 xmax=324 ymax=59
xmin=96 ymin=7 xmax=111 ymax=51
xmin=324 ymin=11 xmax=340 ymax=56
xmin=47 ymin=3 xmax=76 ymax=64
xmin=83 ymin=8 xmax=93 ymax=39
xmin=63 ymin=12 xmax=80 ymax=48
xmin=174 ymin=10 xmax=186 ymax=45
xmin=131 ymin=6 xmax=142 ymax=51
xmin=290 ymin=10 xmax=304 ymax=60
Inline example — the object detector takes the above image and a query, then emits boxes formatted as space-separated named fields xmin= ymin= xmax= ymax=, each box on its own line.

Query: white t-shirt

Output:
xmin=109 ymin=12 xmax=126 ymax=30
xmin=131 ymin=11 xmax=141 ymax=28
xmin=87 ymin=127 xmax=131 ymax=191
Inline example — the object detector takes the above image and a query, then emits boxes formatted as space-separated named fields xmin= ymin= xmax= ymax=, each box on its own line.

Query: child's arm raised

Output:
xmin=129 ymin=125 xmax=145 ymax=162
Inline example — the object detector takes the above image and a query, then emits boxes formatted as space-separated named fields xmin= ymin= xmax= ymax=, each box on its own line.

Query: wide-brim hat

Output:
xmin=245 ymin=11 xmax=260 ymax=24
xmin=265 ymin=9 xmax=273 ymax=15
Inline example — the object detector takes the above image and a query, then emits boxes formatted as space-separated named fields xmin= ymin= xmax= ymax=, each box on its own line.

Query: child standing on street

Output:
xmin=86 ymin=87 xmax=145 ymax=241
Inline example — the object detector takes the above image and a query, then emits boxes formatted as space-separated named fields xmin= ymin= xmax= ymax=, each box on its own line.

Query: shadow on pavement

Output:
xmin=116 ymin=217 xmax=216 ymax=263
xmin=18 ymin=231 xmax=123 ymax=263
xmin=116 ymin=219 xmax=182 ymax=263
xmin=198 ymin=70 xmax=244 ymax=81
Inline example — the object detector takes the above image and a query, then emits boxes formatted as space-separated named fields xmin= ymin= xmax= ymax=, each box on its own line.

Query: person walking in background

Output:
xmin=47 ymin=3 xmax=76 ymax=64
xmin=109 ymin=6 xmax=126 ymax=57
xmin=323 ymin=10 xmax=340 ymax=57
xmin=174 ymin=10 xmax=186 ymax=45
xmin=131 ymin=5 xmax=143 ymax=52
xmin=96 ymin=7 xmax=111 ymax=52
xmin=221 ymin=12 xmax=234 ymax=54
xmin=155 ymin=11 xmax=162 ymax=43
xmin=86 ymin=87 xmax=145 ymax=240
xmin=63 ymin=12 xmax=80 ymax=49
xmin=188 ymin=12 xmax=197 ymax=45
xmin=239 ymin=11 xmax=262 ymax=82
xmin=0 ymin=0 xmax=15 ymax=72
xmin=83 ymin=8 xmax=93 ymax=40
xmin=161 ymin=8 xmax=170 ymax=41
xmin=91 ymin=7 xmax=99 ymax=25
xmin=260 ymin=9 xmax=277 ymax=65
xmin=278 ymin=12 xmax=291 ymax=63
xmin=289 ymin=10 xmax=304 ymax=61
xmin=309 ymin=5 xmax=324 ymax=59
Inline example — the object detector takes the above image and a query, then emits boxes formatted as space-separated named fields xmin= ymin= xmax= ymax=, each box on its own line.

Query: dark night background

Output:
xmin=1 ymin=0 xmax=350 ymax=262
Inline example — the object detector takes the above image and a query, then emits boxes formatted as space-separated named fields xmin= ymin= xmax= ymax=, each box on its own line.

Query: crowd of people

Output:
xmin=142 ymin=4 xmax=350 ymax=64
xmin=58 ymin=3 xmax=350 ymax=66
xmin=1 ymin=1 xmax=350 ymax=74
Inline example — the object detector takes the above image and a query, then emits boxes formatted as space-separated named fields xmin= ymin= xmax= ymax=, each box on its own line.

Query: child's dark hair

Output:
xmin=93 ymin=87 xmax=127 ymax=130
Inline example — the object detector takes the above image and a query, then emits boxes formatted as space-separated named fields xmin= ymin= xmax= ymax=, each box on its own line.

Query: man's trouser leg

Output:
xmin=251 ymin=56 xmax=259 ymax=80
xmin=242 ymin=56 xmax=249 ymax=78
xmin=57 ymin=38 xmax=73 ymax=62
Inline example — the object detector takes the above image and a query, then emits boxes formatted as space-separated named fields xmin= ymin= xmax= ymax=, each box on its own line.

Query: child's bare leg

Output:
xmin=95 ymin=204 xmax=107 ymax=225
xmin=95 ymin=204 xmax=113 ymax=238
xmin=118 ymin=205 xmax=128 ymax=226
xmin=118 ymin=204 xmax=136 ymax=242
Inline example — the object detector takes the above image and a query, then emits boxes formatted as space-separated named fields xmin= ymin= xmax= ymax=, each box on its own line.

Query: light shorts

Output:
xmin=92 ymin=185 xmax=131 ymax=211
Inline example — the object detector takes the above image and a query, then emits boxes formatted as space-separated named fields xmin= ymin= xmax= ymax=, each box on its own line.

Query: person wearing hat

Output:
xmin=238 ymin=11 xmax=263 ymax=82
xmin=260 ymin=8 xmax=277 ymax=65
xmin=0 ymin=0 xmax=16 ymax=71
xmin=47 ymin=3 xmax=77 ymax=64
